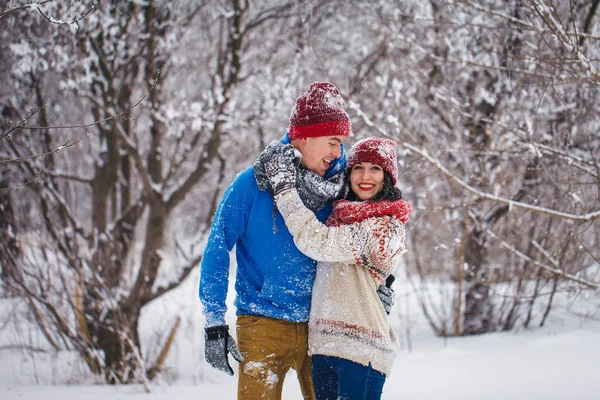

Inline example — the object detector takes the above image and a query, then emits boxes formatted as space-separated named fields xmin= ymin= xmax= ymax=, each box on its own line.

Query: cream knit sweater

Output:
xmin=274 ymin=189 xmax=406 ymax=375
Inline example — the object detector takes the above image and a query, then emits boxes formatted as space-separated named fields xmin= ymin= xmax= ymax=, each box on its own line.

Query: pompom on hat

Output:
xmin=288 ymin=82 xmax=352 ymax=139
xmin=347 ymin=137 xmax=399 ymax=185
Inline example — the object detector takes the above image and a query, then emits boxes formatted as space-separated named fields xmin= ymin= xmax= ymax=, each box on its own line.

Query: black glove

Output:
xmin=377 ymin=274 xmax=396 ymax=315
xmin=204 ymin=325 xmax=244 ymax=376
xmin=263 ymin=142 xmax=298 ymax=195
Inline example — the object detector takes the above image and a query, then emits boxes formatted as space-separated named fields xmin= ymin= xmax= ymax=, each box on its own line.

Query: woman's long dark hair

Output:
xmin=338 ymin=170 xmax=403 ymax=202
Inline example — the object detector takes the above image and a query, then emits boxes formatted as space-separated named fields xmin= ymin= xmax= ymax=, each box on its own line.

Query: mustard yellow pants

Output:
xmin=236 ymin=314 xmax=316 ymax=400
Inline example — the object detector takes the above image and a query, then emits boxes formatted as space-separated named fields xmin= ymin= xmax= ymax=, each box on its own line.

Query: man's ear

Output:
xmin=290 ymin=137 xmax=307 ymax=150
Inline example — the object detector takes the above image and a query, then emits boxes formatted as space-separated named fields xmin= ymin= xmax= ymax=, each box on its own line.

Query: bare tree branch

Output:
xmin=0 ymin=168 xmax=43 ymax=193
xmin=468 ymin=210 xmax=598 ymax=290
xmin=0 ymin=0 xmax=55 ymax=19
xmin=1 ymin=100 xmax=48 ymax=141
xmin=0 ymin=132 xmax=91 ymax=165
xmin=35 ymin=1 xmax=99 ymax=26
xmin=148 ymin=254 xmax=201 ymax=304
xmin=18 ymin=71 xmax=160 ymax=131
xmin=351 ymin=102 xmax=600 ymax=222
xmin=43 ymin=169 xmax=94 ymax=184
xmin=530 ymin=0 xmax=600 ymax=82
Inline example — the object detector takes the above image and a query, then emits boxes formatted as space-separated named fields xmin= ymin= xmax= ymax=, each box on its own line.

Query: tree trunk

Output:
xmin=0 ymin=174 xmax=21 ymax=296
xmin=86 ymin=304 xmax=141 ymax=383
xmin=462 ymin=229 xmax=494 ymax=335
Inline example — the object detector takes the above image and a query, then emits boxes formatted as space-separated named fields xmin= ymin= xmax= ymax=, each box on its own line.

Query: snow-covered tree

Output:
xmin=0 ymin=0 xmax=340 ymax=383
xmin=1 ymin=1 xmax=599 ymax=386
xmin=344 ymin=0 xmax=600 ymax=335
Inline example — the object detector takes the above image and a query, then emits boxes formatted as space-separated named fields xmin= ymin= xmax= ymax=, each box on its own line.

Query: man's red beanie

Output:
xmin=347 ymin=137 xmax=399 ymax=185
xmin=288 ymin=82 xmax=352 ymax=139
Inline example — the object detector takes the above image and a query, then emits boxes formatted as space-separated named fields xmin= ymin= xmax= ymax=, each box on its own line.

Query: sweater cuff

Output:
xmin=204 ymin=311 xmax=226 ymax=328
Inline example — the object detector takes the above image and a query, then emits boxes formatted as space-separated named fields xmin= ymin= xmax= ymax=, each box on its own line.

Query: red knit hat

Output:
xmin=347 ymin=137 xmax=399 ymax=185
xmin=288 ymin=82 xmax=352 ymax=139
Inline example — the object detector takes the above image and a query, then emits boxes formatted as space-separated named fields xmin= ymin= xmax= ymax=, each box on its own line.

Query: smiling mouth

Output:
xmin=358 ymin=183 xmax=375 ymax=190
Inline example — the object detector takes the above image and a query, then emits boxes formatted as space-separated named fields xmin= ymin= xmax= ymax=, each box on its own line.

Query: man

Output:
xmin=199 ymin=82 xmax=391 ymax=399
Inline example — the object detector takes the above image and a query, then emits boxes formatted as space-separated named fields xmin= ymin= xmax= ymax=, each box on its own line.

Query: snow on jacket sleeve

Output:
xmin=199 ymin=173 xmax=251 ymax=328
xmin=274 ymin=189 xmax=405 ymax=279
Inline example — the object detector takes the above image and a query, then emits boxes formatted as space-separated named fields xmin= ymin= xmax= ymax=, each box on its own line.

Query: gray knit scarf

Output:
xmin=254 ymin=142 xmax=345 ymax=212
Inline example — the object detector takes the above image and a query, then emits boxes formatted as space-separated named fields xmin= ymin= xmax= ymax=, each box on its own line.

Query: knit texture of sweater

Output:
xmin=274 ymin=189 xmax=409 ymax=376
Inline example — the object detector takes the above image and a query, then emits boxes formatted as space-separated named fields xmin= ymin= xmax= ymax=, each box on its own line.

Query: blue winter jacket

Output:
xmin=199 ymin=134 xmax=346 ymax=327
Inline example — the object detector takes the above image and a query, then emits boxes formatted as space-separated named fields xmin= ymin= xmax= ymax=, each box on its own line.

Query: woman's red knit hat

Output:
xmin=347 ymin=137 xmax=399 ymax=185
xmin=288 ymin=82 xmax=352 ymax=139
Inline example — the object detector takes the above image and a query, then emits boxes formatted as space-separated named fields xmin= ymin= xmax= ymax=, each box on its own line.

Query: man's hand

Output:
xmin=263 ymin=142 xmax=298 ymax=195
xmin=377 ymin=274 xmax=396 ymax=315
xmin=204 ymin=325 xmax=244 ymax=375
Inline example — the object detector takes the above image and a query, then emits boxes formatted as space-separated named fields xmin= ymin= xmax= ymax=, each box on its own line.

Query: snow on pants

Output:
xmin=236 ymin=314 xmax=316 ymax=400
xmin=311 ymin=355 xmax=386 ymax=400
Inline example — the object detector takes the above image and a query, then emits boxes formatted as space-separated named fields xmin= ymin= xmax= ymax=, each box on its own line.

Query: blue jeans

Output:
xmin=311 ymin=355 xmax=386 ymax=400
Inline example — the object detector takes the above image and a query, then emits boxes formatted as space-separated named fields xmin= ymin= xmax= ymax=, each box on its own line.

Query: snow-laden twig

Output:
xmin=35 ymin=2 xmax=98 ymax=26
xmin=385 ymin=5 xmax=600 ymax=41
xmin=468 ymin=210 xmax=598 ymax=290
xmin=1 ymin=99 xmax=49 ymax=141
xmin=518 ymin=142 xmax=599 ymax=179
xmin=432 ymin=111 xmax=598 ymax=179
xmin=0 ymin=168 xmax=43 ymax=193
xmin=0 ymin=132 xmax=91 ymax=165
xmin=123 ymin=335 xmax=151 ymax=392
xmin=531 ymin=240 xmax=561 ymax=269
xmin=459 ymin=0 xmax=537 ymax=29
xmin=19 ymin=70 xmax=161 ymax=131
xmin=403 ymin=141 xmax=600 ymax=222
xmin=458 ymin=0 xmax=600 ymax=41
xmin=1 ymin=70 xmax=161 ymax=192
xmin=530 ymin=0 xmax=600 ymax=83
xmin=0 ymin=0 xmax=54 ymax=19
xmin=426 ymin=52 xmax=559 ymax=80
xmin=349 ymin=102 xmax=600 ymax=223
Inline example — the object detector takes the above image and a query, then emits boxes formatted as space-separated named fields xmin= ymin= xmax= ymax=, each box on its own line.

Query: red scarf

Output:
xmin=326 ymin=199 xmax=413 ymax=227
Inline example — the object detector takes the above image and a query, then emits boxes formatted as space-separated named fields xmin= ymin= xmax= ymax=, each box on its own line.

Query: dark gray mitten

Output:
xmin=377 ymin=274 xmax=396 ymax=315
xmin=264 ymin=143 xmax=297 ymax=195
xmin=204 ymin=325 xmax=244 ymax=375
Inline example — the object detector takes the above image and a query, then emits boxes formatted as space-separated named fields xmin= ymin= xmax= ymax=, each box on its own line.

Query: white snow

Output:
xmin=1 ymin=272 xmax=599 ymax=400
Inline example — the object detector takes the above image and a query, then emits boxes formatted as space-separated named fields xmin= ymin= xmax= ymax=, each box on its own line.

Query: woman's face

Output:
xmin=350 ymin=162 xmax=385 ymax=200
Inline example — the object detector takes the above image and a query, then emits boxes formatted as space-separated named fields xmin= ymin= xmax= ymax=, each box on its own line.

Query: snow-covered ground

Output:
xmin=1 ymin=269 xmax=599 ymax=399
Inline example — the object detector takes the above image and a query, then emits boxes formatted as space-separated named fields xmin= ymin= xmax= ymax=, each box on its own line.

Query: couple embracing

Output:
xmin=200 ymin=82 xmax=412 ymax=400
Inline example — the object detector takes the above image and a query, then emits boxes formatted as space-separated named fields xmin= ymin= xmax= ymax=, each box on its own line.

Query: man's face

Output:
xmin=297 ymin=136 xmax=348 ymax=176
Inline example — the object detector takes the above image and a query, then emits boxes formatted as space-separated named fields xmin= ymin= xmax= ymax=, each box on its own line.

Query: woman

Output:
xmin=264 ymin=137 xmax=412 ymax=400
